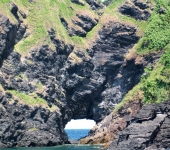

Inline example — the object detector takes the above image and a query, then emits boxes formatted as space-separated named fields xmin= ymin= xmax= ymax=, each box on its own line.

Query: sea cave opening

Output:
xmin=65 ymin=119 xmax=96 ymax=141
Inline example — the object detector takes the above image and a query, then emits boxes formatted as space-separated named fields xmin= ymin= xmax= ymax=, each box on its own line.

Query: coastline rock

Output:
xmin=108 ymin=100 xmax=170 ymax=150
xmin=0 ymin=0 xmax=165 ymax=148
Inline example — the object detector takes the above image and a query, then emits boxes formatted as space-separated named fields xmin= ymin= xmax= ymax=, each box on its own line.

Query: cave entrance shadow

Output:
xmin=64 ymin=119 xmax=96 ymax=142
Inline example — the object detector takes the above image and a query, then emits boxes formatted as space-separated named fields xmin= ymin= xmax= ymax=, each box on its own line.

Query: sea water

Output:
xmin=0 ymin=145 xmax=105 ymax=150
xmin=65 ymin=129 xmax=90 ymax=140
xmin=0 ymin=129 xmax=105 ymax=150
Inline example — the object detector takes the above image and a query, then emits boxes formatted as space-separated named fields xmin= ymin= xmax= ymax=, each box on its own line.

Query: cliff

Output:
xmin=0 ymin=0 xmax=170 ymax=149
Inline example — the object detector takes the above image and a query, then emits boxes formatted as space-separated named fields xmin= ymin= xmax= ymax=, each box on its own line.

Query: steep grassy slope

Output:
xmin=0 ymin=0 xmax=148 ymax=53
xmin=115 ymin=0 xmax=170 ymax=112
xmin=0 ymin=0 xmax=98 ymax=53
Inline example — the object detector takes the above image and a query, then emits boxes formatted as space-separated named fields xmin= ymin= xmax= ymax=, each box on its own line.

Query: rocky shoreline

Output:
xmin=0 ymin=0 xmax=169 ymax=149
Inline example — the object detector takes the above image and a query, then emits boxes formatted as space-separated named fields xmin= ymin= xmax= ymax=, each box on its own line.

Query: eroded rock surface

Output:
xmin=0 ymin=11 xmax=142 ymax=146
xmin=119 ymin=0 xmax=151 ymax=20
xmin=0 ymin=0 xmax=164 ymax=148
xmin=0 ymin=90 xmax=68 ymax=148
xmin=108 ymin=100 xmax=170 ymax=150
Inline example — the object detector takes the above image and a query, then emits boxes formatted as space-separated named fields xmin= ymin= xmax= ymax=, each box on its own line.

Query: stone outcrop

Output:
xmin=71 ymin=0 xmax=85 ymax=6
xmin=0 ymin=9 xmax=142 ymax=146
xmin=0 ymin=0 xmax=167 ymax=148
xmin=108 ymin=100 xmax=170 ymax=150
xmin=0 ymin=90 xmax=68 ymax=148
xmin=60 ymin=13 xmax=98 ymax=37
xmin=0 ymin=14 xmax=16 ymax=63
xmin=119 ymin=0 xmax=151 ymax=20
xmin=80 ymin=100 xmax=142 ymax=145
xmin=85 ymin=0 xmax=104 ymax=10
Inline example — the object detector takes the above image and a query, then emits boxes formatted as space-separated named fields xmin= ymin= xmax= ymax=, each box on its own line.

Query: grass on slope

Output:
xmin=7 ymin=90 xmax=60 ymax=112
xmin=137 ymin=0 xmax=170 ymax=54
xmin=0 ymin=0 xmax=148 ymax=53
xmin=0 ymin=0 xmax=98 ymax=54
xmin=114 ymin=0 xmax=170 ymax=112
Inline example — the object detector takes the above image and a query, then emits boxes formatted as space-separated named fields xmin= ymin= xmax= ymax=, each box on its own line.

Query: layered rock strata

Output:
xmin=108 ymin=100 xmax=170 ymax=150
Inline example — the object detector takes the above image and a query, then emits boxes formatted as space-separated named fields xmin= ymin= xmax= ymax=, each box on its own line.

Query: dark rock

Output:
xmin=0 ymin=8 xmax=159 ymax=148
xmin=60 ymin=17 xmax=87 ymax=37
xmin=71 ymin=0 xmax=85 ymax=6
xmin=60 ymin=17 xmax=69 ymax=32
xmin=28 ymin=0 xmax=37 ymax=3
xmin=108 ymin=100 xmax=170 ymax=150
xmin=0 ymin=14 xmax=17 ymax=64
xmin=119 ymin=1 xmax=150 ymax=20
xmin=10 ymin=3 xmax=19 ymax=20
xmin=72 ymin=14 xmax=98 ymax=32
xmin=85 ymin=0 xmax=104 ymax=10
xmin=132 ymin=0 xmax=149 ymax=9
xmin=15 ymin=23 xmax=26 ymax=43
xmin=158 ymin=6 xmax=166 ymax=14
xmin=19 ymin=10 xmax=27 ymax=18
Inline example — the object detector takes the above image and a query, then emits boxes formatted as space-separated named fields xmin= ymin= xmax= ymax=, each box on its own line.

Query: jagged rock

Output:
xmin=80 ymin=100 xmax=142 ymax=145
xmin=19 ymin=10 xmax=27 ymax=19
xmin=119 ymin=1 xmax=150 ymax=20
xmin=0 ymin=93 xmax=68 ymax=147
xmin=0 ymin=1 xmax=162 ymax=148
xmin=108 ymin=100 xmax=170 ymax=150
xmin=60 ymin=17 xmax=86 ymax=37
xmin=15 ymin=23 xmax=26 ymax=43
xmin=10 ymin=3 xmax=19 ymax=19
xmin=0 ymin=14 xmax=17 ymax=63
xmin=85 ymin=0 xmax=104 ymax=10
xmin=72 ymin=14 xmax=98 ymax=32
xmin=71 ymin=0 xmax=85 ymax=6
xmin=132 ymin=0 xmax=149 ymax=9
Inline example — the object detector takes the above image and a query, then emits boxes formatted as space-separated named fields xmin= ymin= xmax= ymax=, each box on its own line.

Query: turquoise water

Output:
xmin=0 ymin=130 xmax=105 ymax=150
xmin=65 ymin=129 xmax=90 ymax=140
xmin=0 ymin=145 xmax=105 ymax=150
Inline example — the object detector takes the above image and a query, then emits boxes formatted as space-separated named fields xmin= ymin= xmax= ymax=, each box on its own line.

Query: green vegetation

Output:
xmin=141 ymin=44 xmax=170 ymax=103
xmin=114 ymin=0 xmax=170 ymax=112
xmin=7 ymin=90 xmax=60 ymax=112
xmin=7 ymin=90 xmax=48 ymax=106
xmin=0 ymin=0 xmax=98 ymax=54
xmin=137 ymin=0 xmax=170 ymax=54
xmin=28 ymin=127 xmax=39 ymax=131
xmin=15 ymin=74 xmax=27 ymax=80
xmin=36 ymin=82 xmax=43 ymax=89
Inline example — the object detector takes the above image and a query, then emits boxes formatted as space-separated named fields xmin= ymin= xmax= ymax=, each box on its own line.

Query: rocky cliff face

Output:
xmin=0 ymin=0 xmax=168 ymax=149
xmin=108 ymin=100 xmax=170 ymax=150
